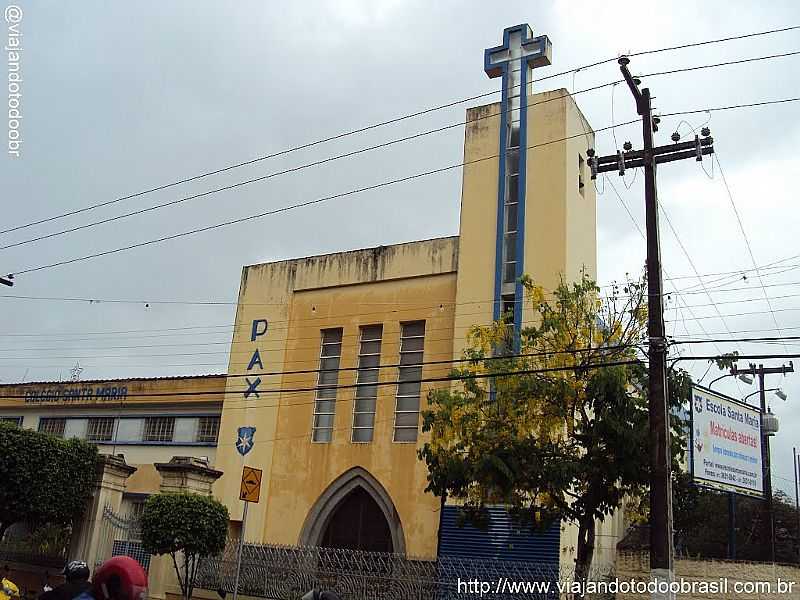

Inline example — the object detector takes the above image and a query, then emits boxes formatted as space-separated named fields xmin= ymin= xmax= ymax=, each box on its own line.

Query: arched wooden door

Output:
xmin=320 ymin=486 xmax=394 ymax=553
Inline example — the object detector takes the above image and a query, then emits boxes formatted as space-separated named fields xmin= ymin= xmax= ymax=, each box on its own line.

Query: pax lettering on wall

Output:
xmin=244 ymin=319 xmax=268 ymax=400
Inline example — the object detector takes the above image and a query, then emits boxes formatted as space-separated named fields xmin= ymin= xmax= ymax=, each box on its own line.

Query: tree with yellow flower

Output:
xmin=419 ymin=273 xmax=690 ymax=591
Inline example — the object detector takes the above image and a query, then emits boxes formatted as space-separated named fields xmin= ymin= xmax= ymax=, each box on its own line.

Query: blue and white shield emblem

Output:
xmin=236 ymin=426 xmax=256 ymax=456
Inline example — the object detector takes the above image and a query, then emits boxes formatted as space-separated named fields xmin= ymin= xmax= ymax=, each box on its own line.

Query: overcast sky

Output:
xmin=2 ymin=0 xmax=800 ymax=493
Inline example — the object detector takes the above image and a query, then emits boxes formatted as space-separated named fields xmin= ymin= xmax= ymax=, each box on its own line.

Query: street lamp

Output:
xmin=743 ymin=387 xmax=784 ymax=404
xmin=708 ymin=372 xmax=753 ymax=388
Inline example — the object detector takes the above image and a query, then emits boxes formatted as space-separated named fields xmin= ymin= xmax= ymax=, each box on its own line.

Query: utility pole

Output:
xmin=587 ymin=57 xmax=715 ymax=597
xmin=794 ymin=447 xmax=800 ymax=562
xmin=731 ymin=361 xmax=794 ymax=562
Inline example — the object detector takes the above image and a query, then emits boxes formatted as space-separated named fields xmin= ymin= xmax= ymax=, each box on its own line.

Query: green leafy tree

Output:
xmin=0 ymin=422 xmax=98 ymax=539
xmin=419 ymin=274 xmax=690 ymax=592
xmin=140 ymin=493 xmax=229 ymax=600
xmin=672 ymin=474 xmax=800 ymax=563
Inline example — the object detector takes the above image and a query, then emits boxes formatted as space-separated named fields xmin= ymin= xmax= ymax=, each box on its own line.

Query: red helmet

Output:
xmin=92 ymin=557 xmax=147 ymax=600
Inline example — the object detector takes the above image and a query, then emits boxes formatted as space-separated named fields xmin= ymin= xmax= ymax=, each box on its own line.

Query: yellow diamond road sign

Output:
xmin=240 ymin=466 xmax=262 ymax=503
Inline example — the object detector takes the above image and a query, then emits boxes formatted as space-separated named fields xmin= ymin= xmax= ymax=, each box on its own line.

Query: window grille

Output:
xmin=87 ymin=417 xmax=115 ymax=442
xmin=352 ymin=325 xmax=383 ymax=443
xmin=312 ymin=328 xmax=343 ymax=442
xmin=0 ymin=416 xmax=22 ymax=427
xmin=394 ymin=321 xmax=425 ymax=442
xmin=38 ymin=417 xmax=66 ymax=438
xmin=143 ymin=417 xmax=174 ymax=443
xmin=196 ymin=416 xmax=221 ymax=443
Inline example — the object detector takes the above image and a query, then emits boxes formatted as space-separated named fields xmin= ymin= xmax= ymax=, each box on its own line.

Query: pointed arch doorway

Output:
xmin=320 ymin=487 xmax=393 ymax=552
xmin=299 ymin=467 xmax=406 ymax=555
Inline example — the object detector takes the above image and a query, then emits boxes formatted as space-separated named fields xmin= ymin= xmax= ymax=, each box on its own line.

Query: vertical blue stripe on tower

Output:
xmin=491 ymin=65 xmax=509 ymax=323
xmin=485 ymin=25 xmax=551 ymax=346
xmin=513 ymin=59 xmax=528 ymax=353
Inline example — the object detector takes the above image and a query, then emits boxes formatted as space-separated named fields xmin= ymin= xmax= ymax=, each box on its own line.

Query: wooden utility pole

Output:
xmin=794 ymin=447 xmax=800 ymax=562
xmin=588 ymin=56 xmax=714 ymax=596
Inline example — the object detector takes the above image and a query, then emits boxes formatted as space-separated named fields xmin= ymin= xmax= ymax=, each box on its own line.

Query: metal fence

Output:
xmin=95 ymin=505 xmax=151 ymax=571
xmin=0 ymin=537 xmax=68 ymax=569
xmin=0 ymin=524 xmax=70 ymax=568
xmin=197 ymin=540 xmax=615 ymax=600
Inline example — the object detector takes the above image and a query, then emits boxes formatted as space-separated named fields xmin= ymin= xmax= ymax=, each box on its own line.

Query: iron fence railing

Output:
xmin=0 ymin=537 xmax=69 ymax=568
xmin=197 ymin=540 xmax=615 ymax=600
xmin=96 ymin=505 xmax=151 ymax=571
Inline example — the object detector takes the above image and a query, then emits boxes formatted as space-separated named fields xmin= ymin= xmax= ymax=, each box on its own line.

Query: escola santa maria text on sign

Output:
xmin=690 ymin=385 xmax=764 ymax=497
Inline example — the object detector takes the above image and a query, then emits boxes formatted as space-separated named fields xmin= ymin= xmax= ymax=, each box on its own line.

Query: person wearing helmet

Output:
xmin=301 ymin=590 xmax=340 ymax=600
xmin=91 ymin=557 xmax=146 ymax=600
xmin=40 ymin=561 xmax=93 ymax=600
xmin=0 ymin=566 xmax=20 ymax=600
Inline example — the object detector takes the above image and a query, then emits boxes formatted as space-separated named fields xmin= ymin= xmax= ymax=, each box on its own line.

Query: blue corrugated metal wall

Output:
xmin=438 ymin=506 xmax=560 ymax=564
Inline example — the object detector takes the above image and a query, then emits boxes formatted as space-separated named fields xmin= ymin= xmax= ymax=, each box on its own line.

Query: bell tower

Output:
xmin=453 ymin=23 xmax=596 ymax=355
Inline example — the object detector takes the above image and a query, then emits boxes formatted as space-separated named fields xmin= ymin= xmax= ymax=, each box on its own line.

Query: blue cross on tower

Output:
xmin=484 ymin=25 xmax=552 ymax=343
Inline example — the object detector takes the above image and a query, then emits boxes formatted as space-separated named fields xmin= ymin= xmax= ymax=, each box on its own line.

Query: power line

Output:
xmin=672 ymin=336 xmax=800 ymax=346
xmin=2 ymin=331 xmax=798 ymax=363
xmin=4 ymin=290 xmax=800 ymax=354
xmin=0 ymin=358 xmax=644 ymax=399
xmin=665 ymin=307 xmax=800 ymax=321
xmin=658 ymin=201 xmax=746 ymax=372
xmin=4 ymin=277 xmax=800 ymax=310
xmin=642 ymin=50 xmax=800 ymax=79
xmin=0 ymin=292 xmax=796 ymax=356
xmin=6 ymin=118 xmax=637 ymax=276
xmin=9 ymin=51 xmax=800 ymax=254
xmin=661 ymin=97 xmax=800 ymax=118
xmin=0 ymin=81 xmax=618 ymax=252
xmin=4 ymin=350 xmax=797 ymax=399
xmin=713 ymin=153 xmax=788 ymax=355
xmin=11 ymin=94 xmax=800 ymax=278
xmin=600 ymin=173 xmax=739 ymax=390
xmin=2 ymin=276 xmax=799 ymax=344
xmin=3 ymin=25 xmax=796 ymax=237
xmin=0 ymin=344 xmax=643 ymax=384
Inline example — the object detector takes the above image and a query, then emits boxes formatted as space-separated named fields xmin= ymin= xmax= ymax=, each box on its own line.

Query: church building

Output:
xmin=213 ymin=22 xmax=621 ymax=569
xmin=0 ymin=23 xmax=627 ymax=585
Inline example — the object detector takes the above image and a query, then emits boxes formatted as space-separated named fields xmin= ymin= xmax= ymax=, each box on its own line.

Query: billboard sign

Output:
xmin=690 ymin=385 xmax=763 ymax=497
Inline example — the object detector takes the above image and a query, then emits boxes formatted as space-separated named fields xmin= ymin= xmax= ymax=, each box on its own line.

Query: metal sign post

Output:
xmin=232 ymin=501 xmax=248 ymax=600
xmin=232 ymin=465 xmax=262 ymax=600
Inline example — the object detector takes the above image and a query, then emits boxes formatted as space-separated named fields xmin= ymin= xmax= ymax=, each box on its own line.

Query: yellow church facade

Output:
xmin=0 ymin=23 xmax=630 ymax=587
xmin=214 ymin=72 xmax=612 ymax=565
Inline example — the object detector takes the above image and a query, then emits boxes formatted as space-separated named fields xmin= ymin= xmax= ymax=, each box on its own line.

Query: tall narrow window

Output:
xmin=578 ymin=154 xmax=586 ymax=196
xmin=38 ymin=417 xmax=66 ymax=438
xmin=503 ymin=150 xmax=520 ymax=287
xmin=87 ymin=417 xmax=115 ymax=442
xmin=352 ymin=325 xmax=382 ymax=443
xmin=312 ymin=328 xmax=343 ymax=442
xmin=394 ymin=321 xmax=426 ymax=442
